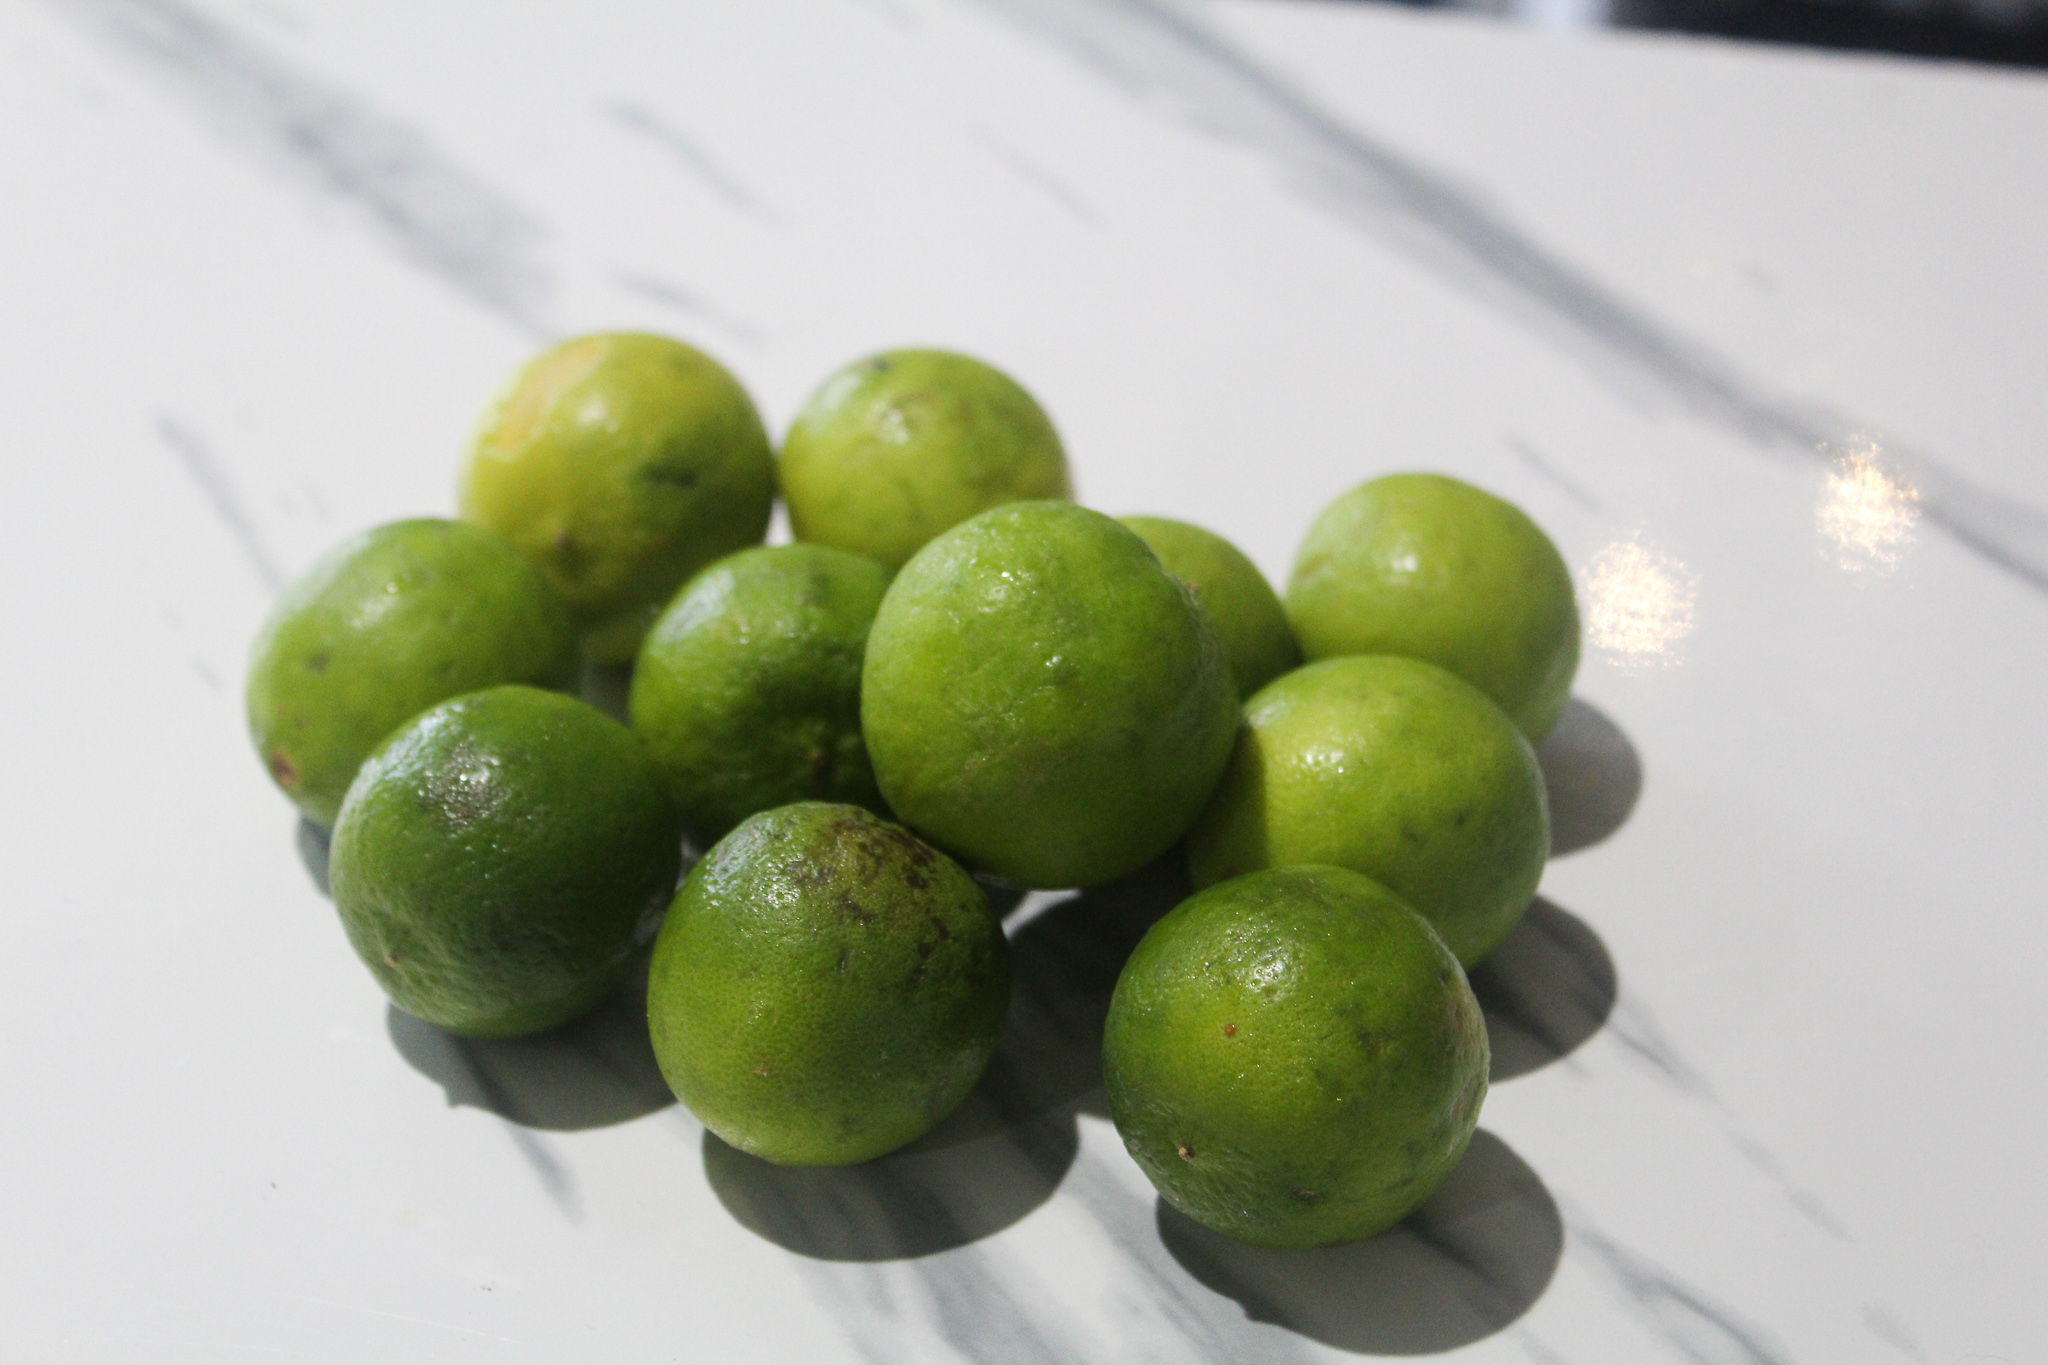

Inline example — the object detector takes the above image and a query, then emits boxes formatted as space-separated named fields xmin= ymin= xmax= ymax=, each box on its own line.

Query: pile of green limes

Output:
xmin=247 ymin=332 xmax=1578 ymax=1249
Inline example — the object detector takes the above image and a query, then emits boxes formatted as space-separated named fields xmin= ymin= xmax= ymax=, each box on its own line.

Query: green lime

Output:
xmin=628 ymin=543 xmax=892 ymax=847
xmin=246 ymin=519 xmax=579 ymax=827
xmin=648 ymin=802 xmax=1010 ymax=1166
xmin=459 ymin=333 xmax=775 ymax=664
xmin=778 ymin=349 xmax=1072 ymax=568
xmin=329 ymin=686 xmax=682 ymax=1038
xmin=862 ymin=501 xmax=1238 ymax=889
xmin=1120 ymin=515 xmax=1300 ymax=699
xmin=1185 ymin=655 xmax=1547 ymax=967
xmin=1104 ymin=864 xmax=1488 ymax=1248
xmin=1287 ymin=473 xmax=1579 ymax=740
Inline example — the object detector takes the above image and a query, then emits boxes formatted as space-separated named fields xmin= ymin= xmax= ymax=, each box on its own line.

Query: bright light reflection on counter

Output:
xmin=1818 ymin=439 xmax=1919 ymax=572
xmin=1581 ymin=534 xmax=1696 ymax=668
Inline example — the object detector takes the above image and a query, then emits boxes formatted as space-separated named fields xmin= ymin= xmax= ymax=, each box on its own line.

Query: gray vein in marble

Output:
xmin=614 ymin=272 xmax=767 ymax=347
xmin=1511 ymin=1326 xmax=1579 ymax=1365
xmin=52 ymin=0 xmax=555 ymax=334
xmin=973 ymin=0 xmax=2048 ymax=596
xmin=1860 ymin=1305 xmax=1926 ymax=1362
xmin=1567 ymin=1214 xmax=1795 ymax=1365
xmin=605 ymin=100 xmax=771 ymax=218
xmin=1728 ymin=1134 xmax=1849 ymax=1241
xmin=191 ymin=656 xmax=222 ymax=691
xmin=795 ymin=1244 xmax=1091 ymax=1365
xmin=1509 ymin=435 xmax=1603 ymax=515
xmin=156 ymin=417 xmax=285 ymax=591
xmin=1062 ymin=1151 xmax=1319 ymax=1363
xmin=447 ymin=1038 xmax=583 ymax=1221
xmin=969 ymin=125 xmax=1101 ymax=225
xmin=1603 ymin=991 xmax=1715 ymax=1100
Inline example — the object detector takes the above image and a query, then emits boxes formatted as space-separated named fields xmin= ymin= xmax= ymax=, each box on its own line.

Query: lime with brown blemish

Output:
xmin=1120 ymin=515 xmax=1299 ymax=699
xmin=778 ymin=349 xmax=1072 ymax=569
xmin=245 ymin=518 xmax=579 ymax=827
xmin=1185 ymin=655 xmax=1547 ymax=967
xmin=329 ymin=686 xmax=681 ymax=1038
xmin=459 ymin=332 xmax=775 ymax=664
xmin=628 ymin=543 xmax=892 ymax=848
xmin=1287 ymin=473 xmax=1579 ymax=740
xmin=647 ymin=803 xmax=1009 ymax=1166
xmin=1103 ymin=864 xmax=1488 ymax=1248
xmin=861 ymin=501 xmax=1238 ymax=890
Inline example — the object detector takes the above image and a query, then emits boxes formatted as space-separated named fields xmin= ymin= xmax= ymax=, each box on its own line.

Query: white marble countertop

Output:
xmin=4 ymin=1 xmax=2046 ymax=1360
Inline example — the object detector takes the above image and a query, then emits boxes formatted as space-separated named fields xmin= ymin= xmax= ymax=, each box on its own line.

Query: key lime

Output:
xmin=861 ymin=501 xmax=1237 ymax=889
xmin=329 ymin=685 xmax=682 ymax=1038
xmin=1120 ymin=515 xmax=1299 ymax=699
xmin=1104 ymin=864 xmax=1488 ymax=1248
xmin=1287 ymin=473 xmax=1578 ymax=740
xmin=647 ymin=803 xmax=1009 ymax=1166
xmin=1185 ymin=655 xmax=1547 ymax=967
xmin=778 ymin=349 xmax=1071 ymax=569
xmin=629 ymin=543 xmax=892 ymax=847
xmin=246 ymin=518 xmax=578 ymax=827
xmin=459 ymin=332 xmax=775 ymax=664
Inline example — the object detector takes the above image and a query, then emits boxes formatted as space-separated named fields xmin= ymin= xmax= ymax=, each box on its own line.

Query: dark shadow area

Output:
xmin=1368 ymin=0 xmax=2048 ymax=68
xmin=701 ymin=850 xmax=1192 ymax=1260
xmin=1469 ymin=898 xmax=1618 ymax=1081
xmin=580 ymin=659 xmax=634 ymax=724
xmin=701 ymin=1071 xmax=1080 ymax=1261
xmin=1613 ymin=0 xmax=2048 ymax=69
xmin=386 ymin=956 xmax=675 ymax=1130
xmin=1537 ymin=697 xmax=1642 ymax=857
xmin=1004 ymin=850 xmax=1194 ymax=1120
xmin=1158 ymin=1129 xmax=1561 ymax=1355
xmin=295 ymin=815 xmax=331 ymax=897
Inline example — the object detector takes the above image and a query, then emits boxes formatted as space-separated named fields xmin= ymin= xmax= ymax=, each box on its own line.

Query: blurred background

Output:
xmin=1373 ymin=0 xmax=2048 ymax=66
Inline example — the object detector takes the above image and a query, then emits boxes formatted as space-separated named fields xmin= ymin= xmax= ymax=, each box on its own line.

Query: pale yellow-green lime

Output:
xmin=647 ymin=803 xmax=1010 ymax=1166
xmin=329 ymin=686 xmax=682 ymax=1038
xmin=246 ymin=518 xmax=578 ymax=827
xmin=1120 ymin=515 xmax=1299 ymax=699
xmin=1104 ymin=864 xmax=1488 ymax=1248
xmin=1287 ymin=473 xmax=1578 ymax=740
xmin=1185 ymin=655 xmax=1547 ymax=967
xmin=862 ymin=501 xmax=1237 ymax=889
xmin=629 ymin=543 xmax=892 ymax=848
xmin=459 ymin=332 xmax=775 ymax=664
xmin=779 ymin=349 xmax=1071 ymax=569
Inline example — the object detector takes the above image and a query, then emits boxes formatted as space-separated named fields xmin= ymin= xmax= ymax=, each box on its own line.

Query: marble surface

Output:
xmin=3 ymin=1 xmax=2046 ymax=1360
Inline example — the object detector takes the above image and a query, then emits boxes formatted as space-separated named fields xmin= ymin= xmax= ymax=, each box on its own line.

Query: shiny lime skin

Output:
xmin=459 ymin=333 xmax=775 ymax=664
xmin=862 ymin=502 xmax=1238 ymax=890
xmin=245 ymin=519 xmax=579 ymax=827
xmin=1287 ymin=474 xmax=1579 ymax=740
xmin=778 ymin=349 xmax=1072 ymax=569
xmin=628 ymin=544 xmax=892 ymax=848
xmin=1186 ymin=656 xmax=1547 ymax=967
xmin=1120 ymin=515 xmax=1300 ymax=699
xmin=329 ymin=686 xmax=682 ymax=1039
xmin=1104 ymin=865 xmax=1488 ymax=1248
xmin=648 ymin=803 xmax=1010 ymax=1166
